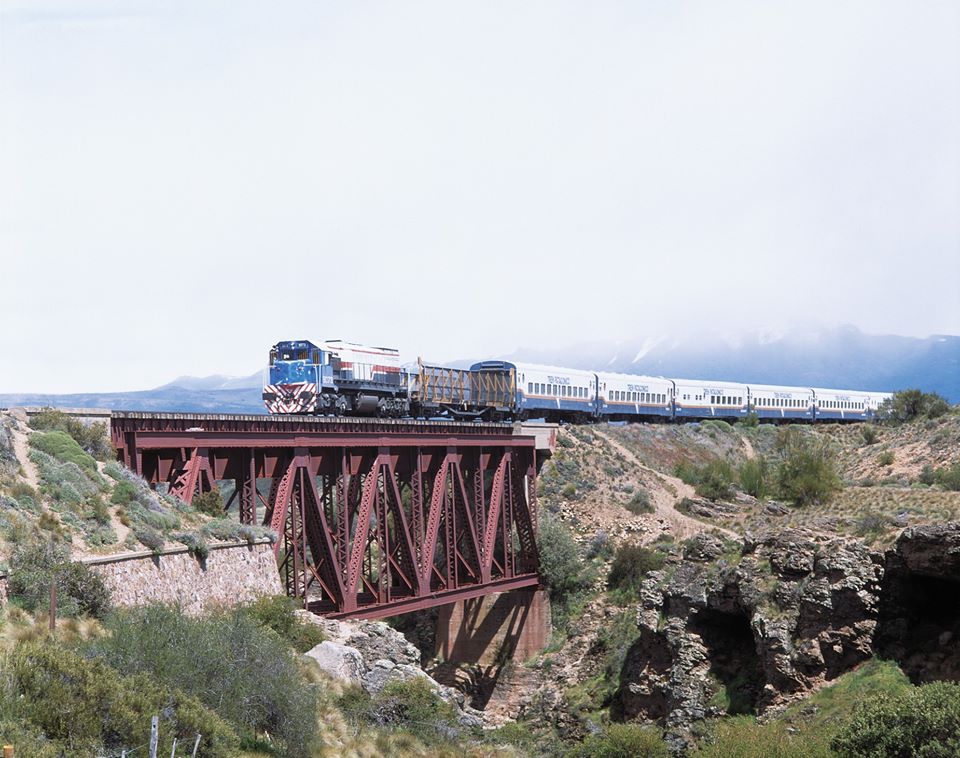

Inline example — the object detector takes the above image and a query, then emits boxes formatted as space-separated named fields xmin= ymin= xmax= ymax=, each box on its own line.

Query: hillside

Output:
xmin=473 ymin=405 xmax=960 ymax=755
xmin=2 ymin=403 xmax=960 ymax=755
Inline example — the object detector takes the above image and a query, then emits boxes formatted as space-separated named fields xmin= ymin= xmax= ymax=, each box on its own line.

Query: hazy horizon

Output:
xmin=2 ymin=2 xmax=958 ymax=393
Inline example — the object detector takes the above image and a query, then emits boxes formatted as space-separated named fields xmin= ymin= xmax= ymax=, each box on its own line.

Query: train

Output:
xmin=262 ymin=339 xmax=892 ymax=423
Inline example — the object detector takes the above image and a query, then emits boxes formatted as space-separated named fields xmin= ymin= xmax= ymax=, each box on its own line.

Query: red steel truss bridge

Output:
xmin=111 ymin=412 xmax=544 ymax=620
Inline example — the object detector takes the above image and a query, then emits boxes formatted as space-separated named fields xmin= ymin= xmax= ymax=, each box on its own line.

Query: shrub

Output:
xmin=586 ymin=530 xmax=613 ymax=560
xmin=561 ymin=482 xmax=578 ymax=499
xmin=832 ymin=681 xmax=960 ymax=757
xmin=192 ymin=487 xmax=224 ymax=517
xmin=738 ymin=458 xmax=769 ymax=499
xmin=134 ymin=525 xmax=165 ymax=552
xmin=87 ymin=604 xmax=319 ymax=754
xmin=607 ymin=543 xmax=665 ymax=595
xmin=572 ymin=723 xmax=669 ymax=758
xmin=739 ymin=412 xmax=759 ymax=428
xmin=366 ymin=677 xmax=460 ymax=744
xmin=9 ymin=642 xmax=238 ymax=756
xmin=774 ymin=428 xmax=841 ymax=506
xmin=696 ymin=716 xmax=832 ymax=758
xmin=30 ymin=430 xmax=99 ymax=473
xmin=625 ymin=489 xmax=654 ymax=514
xmin=877 ymin=450 xmax=894 ymax=467
xmin=854 ymin=511 xmax=890 ymax=540
xmin=7 ymin=538 xmax=111 ymax=618
xmin=860 ymin=425 xmax=879 ymax=445
xmin=173 ymin=530 xmax=209 ymax=560
xmin=878 ymin=389 xmax=952 ymax=425
xmin=30 ymin=408 xmax=112 ymax=460
xmin=110 ymin=480 xmax=139 ymax=505
xmin=935 ymin=462 xmax=960 ymax=492
xmin=918 ymin=464 xmax=937 ymax=486
xmin=696 ymin=460 xmax=735 ymax=501
xmin=241 ymin=595 xmax=325 ymax=653
xmin=201 ymin=517 xmax=243 ymax=541
xmin=536 ymin=511 xmax=589 ymax=605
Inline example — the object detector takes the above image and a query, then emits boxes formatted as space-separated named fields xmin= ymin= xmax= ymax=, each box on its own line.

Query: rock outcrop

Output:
xmin=614 ymin=530 xmax=883 ymax=751
xmin=299 ymin=612 xmax=485 ymax=727
xmin=876 ymin=522 xmax=960 ymax=684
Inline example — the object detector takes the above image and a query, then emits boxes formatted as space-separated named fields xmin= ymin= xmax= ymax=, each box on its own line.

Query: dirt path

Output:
xmin=7 ymin=411 xmax=40 ymax=489
xmin=592 ymin=428 xmax=740 ymax=541
xmin=740 ymin=434 xmax=756 ymax=460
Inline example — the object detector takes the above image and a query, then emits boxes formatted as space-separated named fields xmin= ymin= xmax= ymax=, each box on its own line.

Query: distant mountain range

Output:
xmin=1 ymin=326 xmax=957 ymax=413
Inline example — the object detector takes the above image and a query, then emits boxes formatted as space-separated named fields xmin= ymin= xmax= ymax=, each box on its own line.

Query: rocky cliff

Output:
xmin=614 ymin=525 xmax=960 ymax=752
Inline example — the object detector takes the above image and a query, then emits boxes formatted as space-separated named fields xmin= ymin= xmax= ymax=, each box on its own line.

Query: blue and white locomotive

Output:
xmin=263 ymin=338 xmax=892 ymax=422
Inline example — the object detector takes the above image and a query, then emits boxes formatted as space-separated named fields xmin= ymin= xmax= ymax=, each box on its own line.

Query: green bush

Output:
xmin=241 ymin=595 xmax=325 ymax=653
xmin=878 ymin=389 xmax=952 ymax=425
xmin=674 ymin=460 xmax=735 ymax=501
xmin=7 ymin=539 xmax=110 ymax=618
xmin=739 ymin=412 xmax=760 ymax=428
xmin=173 ymin=530 xmax=209 ymax=560
xmin=30 ymin=430 xmax=99 ymax=474
xmin=9 ymin=642 xmax=238 ymax=756
xmin=695 ymin=716 xmax=832 ymax=758
xmin=877 ymin=450 xmax=895 ymax=467
xmin=832 ymin=681 xmax=960 ymax=757
xmin=572 ymin=723 xmax=669 ymax=758
xmin=696 ymin=460 xmax=735 ymax=501
xmin=860 ymin=425 xmax=880 ymax=445
xmin=30 ymin=408 xmax=112 ymax=460
xmin=110 ymin=479 xmax=139 ymax=505
xmin=774 ymin=428 xmax=841 ymax=507
xmin=738 ymin=458 xmax=769 ymax=499
xmin=919 ymin=464 xmax=937 ymax=486
xmin=192 ymin=488 xmax=224 ymax=517
xmin=536 ymin=511 xmax=590 ymax=605
xmin=86 ymin=604 xmax=319 ymax=755
xmin=607 ymin=543 xmax=665 ymax=595
xmin=625 ymin=489 xmax=654 ymax=514
xmin=366 ymin=677 xmax=460 ymax=744
xmin=134 ymin=525 xmax=165 ymax=552
xmin=935 ymin=462 xmax=960 ymax=492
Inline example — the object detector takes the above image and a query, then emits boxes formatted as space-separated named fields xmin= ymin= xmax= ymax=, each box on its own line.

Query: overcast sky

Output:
xmin=2 ymin=1 xmax=958 ymax=393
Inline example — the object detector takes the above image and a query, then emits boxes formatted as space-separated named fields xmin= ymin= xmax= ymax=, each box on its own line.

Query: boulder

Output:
xmin=305 ymin=640 xmax=366 ymax=687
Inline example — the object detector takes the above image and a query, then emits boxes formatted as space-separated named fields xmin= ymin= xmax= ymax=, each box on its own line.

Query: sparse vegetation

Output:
xmin=607 ymin=543 xmax=665 ymax=597
xmin=738 ymin=457 xmax=769 ymax=499
xmin=29 ymin=408 xmax=112 ymax=460
xmin=571 ymin=723 xmax=669 ymax=758
xmin=192 ymin=487 xmax=225 ymax=517
xmin=878 ymin=389 xmax=951 ymax=426
xmin=877 ymin=450 xmax=895 ymax=467
xmin=7 ymin=538 xmax=111 ymax=618
xmin=774 ymin=427 xmax=841 ymax=506
xmin=625 ymin=488 xmax=654 ymax=514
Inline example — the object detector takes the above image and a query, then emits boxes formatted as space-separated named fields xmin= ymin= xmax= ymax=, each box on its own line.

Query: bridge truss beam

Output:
xmin=111 ymin=413 xmax=541 ymax=619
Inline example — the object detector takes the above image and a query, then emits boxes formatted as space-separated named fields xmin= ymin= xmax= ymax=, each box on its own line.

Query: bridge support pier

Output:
xmin=435 ymin=588 xmax=551 ymax=665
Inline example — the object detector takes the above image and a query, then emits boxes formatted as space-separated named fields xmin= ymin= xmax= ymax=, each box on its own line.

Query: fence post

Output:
xmin=49 ymin=579 xmax=57 ymax=632
xmin=3 ymin=745 xmax=13 ymax=758
xmin=170 ymin=738 xmax=177 ymax=758
xmin=191 ymin=734 xmax=202 ymax=758
xmin=149 ymin=715 xmax=159 ymax=758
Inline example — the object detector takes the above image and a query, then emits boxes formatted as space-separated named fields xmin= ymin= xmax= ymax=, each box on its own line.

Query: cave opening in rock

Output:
xmin=878 ymin=572 xmax=960 ymax=684
xmin=691 ymin=607 xmax=764 ymax=715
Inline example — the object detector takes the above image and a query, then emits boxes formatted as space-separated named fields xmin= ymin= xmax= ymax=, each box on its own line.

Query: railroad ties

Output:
xmin=111 ymin=412 xmax=543 ymax=620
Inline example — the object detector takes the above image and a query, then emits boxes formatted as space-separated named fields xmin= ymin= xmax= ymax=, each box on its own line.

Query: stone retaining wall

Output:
xmin=0 ymin=540 xmax=284 ymax=615
xmin=86 ymin=540 xmax=284 ymax=615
